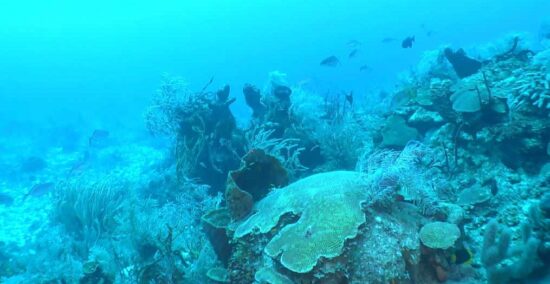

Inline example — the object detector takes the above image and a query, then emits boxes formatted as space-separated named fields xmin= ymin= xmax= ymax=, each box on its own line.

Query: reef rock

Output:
xmin=381 ymin=115 xmax=419 ymax=148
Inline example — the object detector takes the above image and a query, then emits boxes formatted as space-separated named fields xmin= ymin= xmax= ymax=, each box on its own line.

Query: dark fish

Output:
xmin=450 ymin=247 xmax=473 ymax=265
xmin=320 ymin=56 xmax=340 ymax=67
xmin=381 ymin=37 xmax=397 ymax=43
xmin=89 ymin=129 xmax=110 ymax=147
xmin=20 ymin=156 xmax=47 ymax=173
xmin=359 ymin=64 xmax=371 ymax=72
xmin=0 ymin=192 xmax=14 ymax=206
xmin=348 ymin=49 xmax=359 ymax=59
xmin=401 ymin=36 xmax=415 ymax=48
xmin=345 ymin=92 xmax=353 ymax=106
xmin=25 ymin=182 xmax=55 ymax=199
xmin=420 ymin=24 xmax=435 ymax=37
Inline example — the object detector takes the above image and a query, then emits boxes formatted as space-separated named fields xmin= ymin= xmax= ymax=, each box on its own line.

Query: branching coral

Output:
xmin=492 ymin=61 xmax=550 ymax=118
xmin=305 ymin=108 xmax=376 ymax=171
xmin=144 ymin=76 xmax=196 ymax=136
xmin=145 ymin=76 xmax=242 ymax=188
xmin=117 ymin=180 xmax=221 ymax=283
xmin=288 ymin=87 xmax=377 ymax=171
xmin=144 ymin=76 xmax=212 ymax=180
xmin=244 ymin=127 xmax=306 ymax=174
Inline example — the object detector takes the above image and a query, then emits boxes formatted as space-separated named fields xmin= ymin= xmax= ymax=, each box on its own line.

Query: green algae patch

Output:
xmin=234 ymin=171 xmax=369 ymax=273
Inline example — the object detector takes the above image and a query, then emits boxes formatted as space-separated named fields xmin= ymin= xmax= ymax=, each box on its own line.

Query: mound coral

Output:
xmin=457 ymin=184 xmax=492 ymax=206
xmin=419 ymin=222 xmax=460 ymax=249
xmin=234 ymin=171 xmax=370 ymax=273
xmin=449 ymin=70 xmax=500 ymax=114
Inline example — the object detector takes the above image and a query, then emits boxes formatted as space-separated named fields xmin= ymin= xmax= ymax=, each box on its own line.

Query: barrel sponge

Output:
xmin=234 ymin=171 xmax=369 ymax=273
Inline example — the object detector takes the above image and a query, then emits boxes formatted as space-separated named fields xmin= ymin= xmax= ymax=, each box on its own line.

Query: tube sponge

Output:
xmin=481 ymin=219 xmax=511 ymax=267
xmin=481 ymin=219 xmax=541 ymax=283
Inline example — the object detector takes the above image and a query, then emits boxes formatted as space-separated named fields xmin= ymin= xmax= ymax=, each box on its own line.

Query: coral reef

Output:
xmin=3 ymin=34 xmax=550 ymax=284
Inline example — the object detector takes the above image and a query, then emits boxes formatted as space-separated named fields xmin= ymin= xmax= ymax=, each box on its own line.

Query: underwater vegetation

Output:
xmin=1 ymin=28 xmax=550 ymax=284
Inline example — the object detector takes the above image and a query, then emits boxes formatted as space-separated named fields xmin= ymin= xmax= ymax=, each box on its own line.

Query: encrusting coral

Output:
xmin=234 ymin=171 xmax=369 ymax=273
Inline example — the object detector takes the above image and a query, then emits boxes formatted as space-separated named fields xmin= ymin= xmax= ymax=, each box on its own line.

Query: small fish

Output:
xmin=0 ymin=192 xmax=14 ymax=206
xmin=320 ymin=56 xmax=340 ymax=67
xmin=347 ymin=40 xmax=362 ymax=47
xmin=69 ymin=151 xmax=90 ymax=176
xmin=24 ymin=182 xmax=55 ymax=199
xmin=359 ymin=64 xmax=371 ymax=72
xmin=381 ymin=37 xmax=397 ymax=43
xmin=348 ymin=49 xmax=359 ymax=59
xmin=88 ymin=129 xmax=110 ymax=147
xmin=450 ymin=247 xmax=473 ymax=265
xmin=420 ymin=24 xmax=435 ymax=37
xmin=345 ymin=92 xmax=353 ymax=106
xmin=402 ymin=36 xmax=415 ymax=48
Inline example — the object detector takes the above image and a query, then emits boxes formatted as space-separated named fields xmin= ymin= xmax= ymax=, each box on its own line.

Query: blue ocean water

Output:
xmin=1 ymin=1 xmax=550 ymax=283
xmin=1 ymin=0 xmax=549 ymax=126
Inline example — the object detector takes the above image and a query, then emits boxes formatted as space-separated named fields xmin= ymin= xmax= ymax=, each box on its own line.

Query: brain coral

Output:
xmin=234 ymin=171 xmax=370 ymax=273
xmin=419 ymin=221 xmax=460 ymax=249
